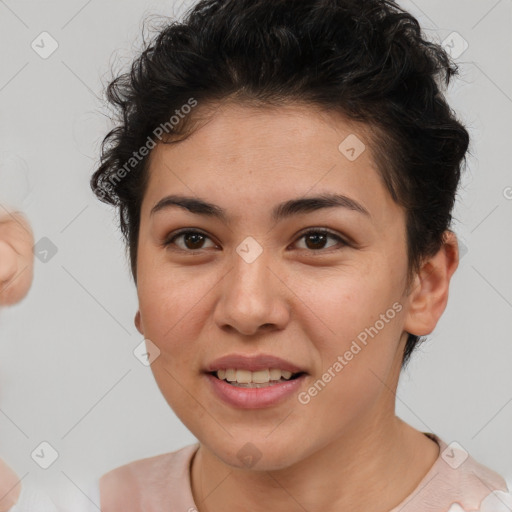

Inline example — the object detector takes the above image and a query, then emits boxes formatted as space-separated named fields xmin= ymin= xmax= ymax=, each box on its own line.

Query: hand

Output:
xmin=0 ymin=212 xmax=34 ymax=306
xmin=0 ymin=457 xmax=21 ymax=511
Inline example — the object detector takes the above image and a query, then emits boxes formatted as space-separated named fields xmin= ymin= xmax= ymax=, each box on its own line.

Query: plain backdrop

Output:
xmin=0 ymin=0 xmax=511 ymax=499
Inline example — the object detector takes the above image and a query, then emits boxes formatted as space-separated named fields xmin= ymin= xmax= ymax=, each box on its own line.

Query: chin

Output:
xmin=203 ymin=434 xmax=308 ymax=472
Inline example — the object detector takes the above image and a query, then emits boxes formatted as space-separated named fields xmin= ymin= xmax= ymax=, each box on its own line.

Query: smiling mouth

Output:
xmin=208 ymin=368 xmax=306 ymax=388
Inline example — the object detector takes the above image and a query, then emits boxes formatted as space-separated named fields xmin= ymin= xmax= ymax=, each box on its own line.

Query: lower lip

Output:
xmin=205 ymin=373 xmax=307 ymax=409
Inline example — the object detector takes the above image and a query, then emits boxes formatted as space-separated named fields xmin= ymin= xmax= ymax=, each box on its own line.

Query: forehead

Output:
xmin=142 ymin=102 xmax=401 ymax=224
xmin=158 ymin=102 xmax=371 ymax=164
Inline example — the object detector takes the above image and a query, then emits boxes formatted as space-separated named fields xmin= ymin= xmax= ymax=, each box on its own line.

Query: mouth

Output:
xmin=208 ymin=368 xmax=306 ymax=388
xmin=204 ymin=353 xmax=308 ymax=408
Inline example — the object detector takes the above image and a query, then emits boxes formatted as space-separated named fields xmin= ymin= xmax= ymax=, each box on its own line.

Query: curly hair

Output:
xmin=91 ymin=0 xmax=470 ymax=367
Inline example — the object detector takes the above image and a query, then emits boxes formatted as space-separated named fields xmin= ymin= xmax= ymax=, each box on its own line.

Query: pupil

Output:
xmin=306 ymin=233 xmax=326 ymax=250
xmin=185 ymin=233 xmax=204 ymax=249
xmin=183 ymin=233 xmax=327 ymax=250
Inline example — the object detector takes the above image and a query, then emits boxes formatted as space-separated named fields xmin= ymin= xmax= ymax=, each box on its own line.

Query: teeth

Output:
xmin=215 ymin=368 xmax=297 ymax=384
xmin=269 ymin=368 xmax=282 ymax=380
xmin=252 ymin=369 xmax=269 ymax=383
xmin=236 ymin=369 xmax=252 ymax=384
xmin=225 ymin=369 xmax=236 ymax=381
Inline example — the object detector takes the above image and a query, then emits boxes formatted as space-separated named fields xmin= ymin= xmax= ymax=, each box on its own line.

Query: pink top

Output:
xmin=99 ymin=433 xmax=511 ymax=512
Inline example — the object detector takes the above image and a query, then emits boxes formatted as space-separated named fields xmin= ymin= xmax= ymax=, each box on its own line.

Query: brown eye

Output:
xmin=164 ymin=230 xmax=217 ymax=251
xmin=294 ymin=229 xmax=346 ymax=251
xmin=164 ymin=228 xmax=347 ymax=253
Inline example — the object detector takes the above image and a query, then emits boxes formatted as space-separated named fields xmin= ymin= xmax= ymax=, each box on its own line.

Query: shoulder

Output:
xmin=393 ymin=434 xmax=511 ymax=512
xmin=426 ymin=435 xmax=510 ymax=510
xmin=437 ymin=437 xmax=508 ymax=491
xmin=452 ymin=448 xmax=511 ymax=509
xmin=457 ymin=449 xmax=508 ymax=490
xmin=99 ymin=443 xmax=199 ymax=512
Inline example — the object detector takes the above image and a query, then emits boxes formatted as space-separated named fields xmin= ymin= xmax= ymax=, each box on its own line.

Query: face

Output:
xmin=135 ymin=103 xmax=420 ymax=470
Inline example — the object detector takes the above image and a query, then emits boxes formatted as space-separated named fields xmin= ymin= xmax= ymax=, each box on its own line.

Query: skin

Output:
xmin=0 ymin=211 xmax=34 ymax=306
xmin=0 ymin=211 xmax=34 ymax=510
xmin=0 ymin=459 xmax=21 ymax=512
xmin=102 ymin=103 xmax=459 ymax=511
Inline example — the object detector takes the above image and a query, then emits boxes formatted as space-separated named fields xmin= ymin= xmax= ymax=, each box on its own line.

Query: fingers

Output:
xmin=0 ymin=212 xmax=34 ymax=306
xmin=0 ymin=458 xmax=21 ymax=511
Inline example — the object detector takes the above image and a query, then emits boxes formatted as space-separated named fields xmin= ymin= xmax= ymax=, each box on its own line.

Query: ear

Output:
xmin=403 ymin=230 xmax=459 ymax=336
xmin=134 ymin=310 xmax=143 ymax=335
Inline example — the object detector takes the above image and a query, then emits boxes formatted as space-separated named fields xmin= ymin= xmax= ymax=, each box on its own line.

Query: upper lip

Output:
xmin=205 ymin=354 xmax=306 ymax=374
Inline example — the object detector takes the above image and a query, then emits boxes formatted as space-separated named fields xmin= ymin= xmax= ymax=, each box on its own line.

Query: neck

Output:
xmin=190 ymin=411 xmax=439 ymax=512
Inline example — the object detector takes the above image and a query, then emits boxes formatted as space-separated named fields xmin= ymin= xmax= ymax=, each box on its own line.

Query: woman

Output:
xmin=91 ymin=0 xmax=511 ymax=510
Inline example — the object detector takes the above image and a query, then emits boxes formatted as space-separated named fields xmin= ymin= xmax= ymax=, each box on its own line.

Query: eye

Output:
xmin=293 ymin=228 xmax=347 ymax=251
xmin=163 ymin=229 xmax=218 ymax=252
xmin=163 ymin=228 xmax=348 ymax=253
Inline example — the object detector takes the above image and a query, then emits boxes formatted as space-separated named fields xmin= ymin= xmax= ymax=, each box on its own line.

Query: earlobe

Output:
xmin=134 ymin=310 xmax=143 ymax=335
xmin=403 ymin=230 xmax=459 ymax=336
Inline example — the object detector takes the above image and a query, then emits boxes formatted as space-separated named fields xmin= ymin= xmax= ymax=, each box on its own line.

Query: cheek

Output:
xmin=295 ymin=263 xmax=405 ymax=397
xmin=296 ymin=259 xmax=404 ymax=346
xmin=136 ymin=264 xmax=214 ymax=362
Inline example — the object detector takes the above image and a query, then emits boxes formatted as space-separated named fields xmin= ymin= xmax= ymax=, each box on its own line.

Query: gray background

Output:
xmin=0 ymin=0 xmax=511 ymax=500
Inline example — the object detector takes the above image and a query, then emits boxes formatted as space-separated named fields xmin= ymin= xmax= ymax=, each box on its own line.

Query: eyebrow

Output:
xmin=150 ymin=192 xmax=371 ymax=222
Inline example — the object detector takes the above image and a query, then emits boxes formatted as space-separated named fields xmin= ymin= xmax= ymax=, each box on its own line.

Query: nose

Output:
xmin=213 ymin=246 xmax=291 ymax=337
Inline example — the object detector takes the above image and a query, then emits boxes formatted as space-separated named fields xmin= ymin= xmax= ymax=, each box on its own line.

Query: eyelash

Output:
xmin=163 ymin=228 xmax=348 ymax=253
